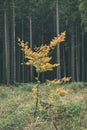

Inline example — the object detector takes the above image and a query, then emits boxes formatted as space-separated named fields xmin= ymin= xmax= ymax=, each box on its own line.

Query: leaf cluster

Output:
xmin=18 ymin=31 xmax=65 ymax=73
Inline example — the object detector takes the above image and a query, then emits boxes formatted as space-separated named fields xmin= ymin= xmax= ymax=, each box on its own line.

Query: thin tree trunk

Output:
xmin=41 ymin=25 xmax=45 ymax=82
xmin=76 ymin=24 xmax=80 ymax=81
xmin=11 ymin=0 xmax=16 ymax=84
xmin=16 ymin=50 xmax=20 ymax=82
xmin=4 ymin=1 xmax=10 ymax=85
xmin=29 ymin=16 xmax=33 ymax=82
xmin=63 ymin=46 xmax=66 ymax=77
xmin=21 ymin=20 xmax=25 ymax=82
xmin=56 ymin=0 xmax=61 ymax=79
xmin=82 ymin=29 xmax=85 ymax=81
xmin=71 ymin=25 xmax=75 ymax=81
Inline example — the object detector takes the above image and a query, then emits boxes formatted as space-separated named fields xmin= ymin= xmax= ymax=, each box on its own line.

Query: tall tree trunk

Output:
xmin=56 ymin=0 xmax=61 ymax=79
xmin=16 ymin=49 xmax=20 ymax=82
xmin=76 ymin=24 xmax=80 ymax=81
xmin=41 ymin=25 xmax=45 ymax=82
xmin=11 ymin=0 xmax=16 ymax=84
xmin=21 ymin=19 xmax=25 ymax=82
xmin=63 ymin=46 xmax=66 ymax=77
xmin=71 ymin=25 xmax=75 ymax=81
xmin=4 ymin=1 xmax=10 ymax=85
xmin=29 ymin=16 xmax=33 ymax=82
xmin=81 ymin=29 xmax=85 ymax=81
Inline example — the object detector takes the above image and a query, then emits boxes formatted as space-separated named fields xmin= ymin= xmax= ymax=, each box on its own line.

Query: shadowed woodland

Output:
xmin=0 ymin=0 xmax=87 ymax=84
xmin=0 ymin=1 xmax=87 ymax=130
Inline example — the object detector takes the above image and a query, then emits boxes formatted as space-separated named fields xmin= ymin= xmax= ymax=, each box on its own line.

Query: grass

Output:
xmin=0 ymin=82 xmax=87 ymax=130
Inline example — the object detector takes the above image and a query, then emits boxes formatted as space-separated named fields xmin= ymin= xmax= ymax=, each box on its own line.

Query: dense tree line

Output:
xmin=0 ymin=0 xmax=87 ymax=84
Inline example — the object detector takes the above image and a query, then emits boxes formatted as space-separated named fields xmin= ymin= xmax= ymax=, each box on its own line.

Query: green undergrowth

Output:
xmin=0 ymin=82 xmax=87 ymax=130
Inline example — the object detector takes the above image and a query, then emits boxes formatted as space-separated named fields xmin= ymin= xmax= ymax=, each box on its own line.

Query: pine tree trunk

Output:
xmin=71 ymin=25 xmax=75 ymax=81
xmin=63 ymin=46 xmax=66 ymax=77
xmin=4 ymin=1 xmax=10 ymax=85
xmin=56 ymin=0 xmax=61 ymax=79
xmin=29 ymin=16 xmax=33 ymax=82
xmin=21 ymin=20 xmax=25 ymax=82
xmin=16 ymin=52 xmax=20 ymax=82
xmin=76 ymin=24 xmax=80 ymax=81
xmin=82 ymin=29 xmax=85 ymax=81
xmin=11 ymin=0 xmax=16 ymax=84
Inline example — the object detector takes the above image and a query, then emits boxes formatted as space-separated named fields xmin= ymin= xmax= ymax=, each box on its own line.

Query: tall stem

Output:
xmin=34 ymin=72 xmax=40 ymax=118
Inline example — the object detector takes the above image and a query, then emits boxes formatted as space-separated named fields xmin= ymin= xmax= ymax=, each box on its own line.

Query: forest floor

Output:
xmin=0 ymin=82 xmax=87 ymax=130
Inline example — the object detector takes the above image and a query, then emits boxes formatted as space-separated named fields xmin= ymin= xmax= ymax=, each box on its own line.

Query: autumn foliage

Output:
xmin=18 ymin=31 xmax=66 ymax=73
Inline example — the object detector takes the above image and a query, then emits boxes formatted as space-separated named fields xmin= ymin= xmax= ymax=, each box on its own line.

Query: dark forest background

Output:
xmin=0 ymin=0 xmax=87 ymax=85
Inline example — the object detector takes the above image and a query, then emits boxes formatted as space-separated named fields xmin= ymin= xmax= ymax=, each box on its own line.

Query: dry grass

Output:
xmin=0 ymin=82 xmax=87 ymax=130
